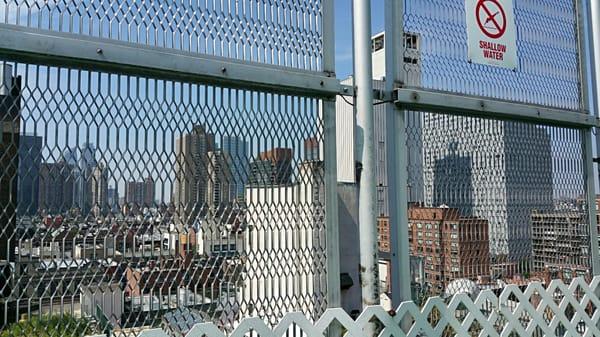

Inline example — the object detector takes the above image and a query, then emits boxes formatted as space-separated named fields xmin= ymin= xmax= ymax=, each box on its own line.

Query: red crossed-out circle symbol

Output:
xmin=476 ymin=0 xmax=507 ymax=39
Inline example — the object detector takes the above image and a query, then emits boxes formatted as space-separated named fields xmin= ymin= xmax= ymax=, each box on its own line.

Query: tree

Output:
xmin=1 ymin=314 xmax=95 ymax=337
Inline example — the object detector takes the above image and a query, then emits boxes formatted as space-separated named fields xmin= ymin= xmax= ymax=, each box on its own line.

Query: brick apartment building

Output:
xmin=407 ymin=206 xmax=490 ymax=294
xmin=377 ymin=217 xmax=391 ymax=253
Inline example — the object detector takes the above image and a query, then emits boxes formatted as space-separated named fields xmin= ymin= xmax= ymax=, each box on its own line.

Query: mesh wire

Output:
xmin=369 ymin=0 xmax=595 ymax=306
xmin=403 ymin=0 xmax=582 ymax=110
xmin=0 ymin=0 xmax=323 ymax=71
xmin=368 ymin=91 xmax=592 ymax=303
xmin=0 ymin=61 xmax=328 ymax=336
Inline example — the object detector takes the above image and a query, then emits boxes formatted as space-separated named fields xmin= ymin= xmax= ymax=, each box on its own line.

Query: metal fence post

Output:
xmin=588 ymin=0 xmax=600 ymax=213
xmin=588 ymin=0 xmax=600 ymax=117
xmin=384 ymin=0 xmax=412 ymax=308
xmin=322 ymin=0 xmax=342 ymax=310
xmin=577 ymin=0 xmax=600 ymax=275
xmin=353 ymin=0 xmax=380 ymax=309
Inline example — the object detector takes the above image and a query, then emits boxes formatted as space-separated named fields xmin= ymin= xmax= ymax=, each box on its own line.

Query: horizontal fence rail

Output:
xmin=0 ymin=24 xmax=342 ymax=99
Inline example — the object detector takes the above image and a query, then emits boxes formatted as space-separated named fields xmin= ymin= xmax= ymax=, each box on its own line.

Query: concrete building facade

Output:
xmin=531 ymin=210 xmax=590 ymax=274
xmin=241 ymin=160 xmax=326 ymax=323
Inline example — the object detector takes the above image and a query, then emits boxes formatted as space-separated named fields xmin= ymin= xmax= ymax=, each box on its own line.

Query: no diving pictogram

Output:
xmin=476 ymin=0 xmax=507 ymax=39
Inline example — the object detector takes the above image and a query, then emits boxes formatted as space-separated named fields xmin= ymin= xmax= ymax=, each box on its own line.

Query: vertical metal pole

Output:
xmin=588 ymin=0 xmax=600 ymax=117
xmin=353 ymin=0 xmax=379 ymax=308
xmin=384 ymin=0 xmax=412 ymax=308
xmin=577 ymin=0 xmax=600 ymax=275
xmin=589 ymin=0 xmax=600 ymax=201
xmin=322 ymin=0 xmax=342 ymax=309
xmin=583 ymin=131 xmax=600 ymax=275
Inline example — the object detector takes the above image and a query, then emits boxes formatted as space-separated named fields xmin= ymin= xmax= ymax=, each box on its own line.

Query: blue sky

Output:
xmin=334 ymin=0 xmax=384 ymax=78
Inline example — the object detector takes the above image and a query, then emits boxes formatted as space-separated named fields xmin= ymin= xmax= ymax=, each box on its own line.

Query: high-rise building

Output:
xmin=61 ymin=147 xmax=79 ymax=211
xmin=407 ymin=206 xmax=490 ymax=294
xmin=248 ymin=148 xmax=293 ymax=187
xmin=126 ymin=181 xmax=144 ymax=205
xmin=207 ymin=150 xmax=233 ymax=208
xmin=17 ymin=135 xmax=42 ymax=215
xmin=377 ymin=217 xmax=391 ymax=253
xmin=107 ymin=186 xmax=119 ymax=213
xmin=61 ymin=147 xmax=78 ymax=166
xmin=38 ymin=162 xmax=76 ymax=214
xmin=144 ymin=177 xmax=155 ymax=207
xmin=0 ymin=64 xmax=20 ymax=266
xmin=173 ymin=125 xmax=215 ymax=226
xmin=422 ymin=117 xmax=554 ymax=276
xmin=432 ymin=143 xmax=474 ymax=216
xmin=126 ymin=177 xmax=155 ymax=210
xmin=222 ymin=136 xmax=248 ymax=199
xmin=91 ymin=164 xmax=109 ymax=217
xmin=78 ymin=143 xmax=97 ymax=214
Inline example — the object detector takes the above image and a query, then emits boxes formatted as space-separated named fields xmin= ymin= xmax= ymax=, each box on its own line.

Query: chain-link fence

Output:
xmin=0 ymin=1 xmax=335 ymax=336
xmin=368 ymin=0 xmax=597 ymax=309
xmin=403 ymin=0 xmax=582 ymax=110
xmin=406 ymin=115 xmax=591 ymax=299
xmin=0 ymin=0 xmax=323 ymax=70
xmin=0 ymin=60 xmax=329 ymax=336
xmin=0 ymin=0 xmax=598 ymax=336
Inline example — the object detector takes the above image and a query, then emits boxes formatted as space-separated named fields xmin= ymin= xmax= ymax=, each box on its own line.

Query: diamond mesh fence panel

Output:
xmin=404 ymin=112 xmax=592 ymax=301
xmin=365 ymin=95 xmax=592 ymax=306
xmin=0 ymin=60 xmax=328 ymax=337
xmin=0 ymin=0 xmax=323 ymax=71
xmin=403 ymin=0 xmax=582 ymax=110
xmin=365 ymin=0 xmax=596 ymax=307
xmin=0 ymin=0 xmax=330 ymax=336
xmin=370 ymin=106 xmax=592 ymax=309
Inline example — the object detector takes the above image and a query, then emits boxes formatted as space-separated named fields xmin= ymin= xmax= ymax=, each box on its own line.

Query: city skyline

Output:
xmin=15 ymin=126 xmax=319 ymax=217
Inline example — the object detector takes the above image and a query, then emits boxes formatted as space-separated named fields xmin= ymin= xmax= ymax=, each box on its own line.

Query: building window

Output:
xmin=404 ymin=33 xmax=419 ymax=50
xmin=372 ymin=35 xmax=385 ymax=52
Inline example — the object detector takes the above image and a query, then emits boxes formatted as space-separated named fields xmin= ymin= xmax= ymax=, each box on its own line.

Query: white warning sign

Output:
xmin=466 ymin=0 xmax=518 ymax=69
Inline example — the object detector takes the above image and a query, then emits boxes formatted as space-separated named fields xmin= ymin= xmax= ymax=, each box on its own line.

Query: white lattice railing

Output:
xmin=136 ymin=277 xmax=600 ymax=337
